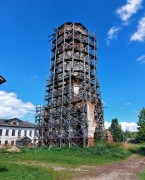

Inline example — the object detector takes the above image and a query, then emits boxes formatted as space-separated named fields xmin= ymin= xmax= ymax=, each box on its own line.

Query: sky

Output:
xmin=0 ymin=0 xmax=145 ymax=131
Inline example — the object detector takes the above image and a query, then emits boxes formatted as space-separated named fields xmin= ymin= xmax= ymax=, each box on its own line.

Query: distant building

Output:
xmin=0 ymin=118 xmax=35 ymax=146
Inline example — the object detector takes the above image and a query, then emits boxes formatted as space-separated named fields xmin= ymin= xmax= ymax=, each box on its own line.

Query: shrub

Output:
xmin=93 ymin=142 xmax=130 ymax=158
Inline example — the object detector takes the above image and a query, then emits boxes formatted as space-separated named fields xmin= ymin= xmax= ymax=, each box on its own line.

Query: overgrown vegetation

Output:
xmin=0 ymin=141 xmax=144 ymax=179
xmin=139 ymin=169 xmax=145 ymax=180
xmin=0 ymin=142 xmax=131 ymax=166
xmin=137 ymin=107 xmax=145 ymax=140
xmin=129 ymin=143 xmax=145 ymax=156
xmin=123 ymin=130 xmax=137 ymax=141
xmin=0 ymin=161 xmax=70 ymax=180
xmin=109 ymin=118 xmax=124 ymax=142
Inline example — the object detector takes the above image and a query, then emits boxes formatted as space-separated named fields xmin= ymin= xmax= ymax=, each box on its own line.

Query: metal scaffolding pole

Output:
xmin=35 ymin=22 xmax=105 ymax=148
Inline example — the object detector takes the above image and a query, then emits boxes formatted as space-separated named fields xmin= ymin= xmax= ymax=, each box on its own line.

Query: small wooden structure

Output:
xmin=16 ymin=136 xmax=32 ymax=147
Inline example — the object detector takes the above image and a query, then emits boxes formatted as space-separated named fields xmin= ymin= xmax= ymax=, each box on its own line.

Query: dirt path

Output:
xmin=73 ymin=154 xmax=145 ymax=180
xmin=2 ymin=154 xmax=145 ymax=180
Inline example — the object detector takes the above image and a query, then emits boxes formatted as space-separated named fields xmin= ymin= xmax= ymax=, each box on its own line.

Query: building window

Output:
xmin=12 ymin=130 xmax=15 ymax=136
xmin=5 ymin=130 xmax=9 ymax=136
xmin=24 ymin=130 xmax=27 ymax=136
xmin=18 ymin=130 xmax=21 ymax=137
xmin=29 ymin=130 xmax=32 ymax=137
xmin=11 ymin=141 xmax=14 ymax=146
xmin=0 ymin=129 xmax=2 ymax=136
xmin=13 ymin=121 xmax=16 ymax=125
xmin=5 ymin=140 xmax=8 ymax=145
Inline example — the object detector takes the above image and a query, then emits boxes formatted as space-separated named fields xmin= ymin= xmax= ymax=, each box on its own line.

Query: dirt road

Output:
xmin=4 ymin=154 xmax=145 ymax=180
xmin=73 ymin=155 xmax=145 ymax=180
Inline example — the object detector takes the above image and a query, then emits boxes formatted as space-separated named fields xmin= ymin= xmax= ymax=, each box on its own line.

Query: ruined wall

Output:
xmin=87 ymin=101 xmax=96 ymax=146
xmin=73 ymin=81 xmax=80 ymax=95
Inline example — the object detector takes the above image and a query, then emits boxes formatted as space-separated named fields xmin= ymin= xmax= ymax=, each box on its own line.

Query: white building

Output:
xmin=0 ymin=118 xmax=35 ymax=146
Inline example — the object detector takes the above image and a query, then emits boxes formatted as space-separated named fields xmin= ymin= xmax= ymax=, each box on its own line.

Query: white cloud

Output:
xmin=0 ymin=91 xmax=35 ymax=119
xmin=119 ymin=106 xmax=125 ymax=110
xmin=119 ymin=102 xmax=131 ymax=109
xmin=31 ymin=75 xmax=38 ymax=79
xmin=105 ymin=121 xmax=111 ymax=129
xmin=116 ymin=0 xmax=143 ymax=22
xmin=121 ymin=122 xmax=138 ymax=132
xmin=125 ymin=102 xmax=131 ymax=106
xmin=107 ymin=26 xmax=121 ymax=40
xmin=105 ymin=121 xmax=138 ymax=132
xmin=137 ymin=54 xmax=145 ymax=64
xmin=130 ymin=17 xmax=145 ymax=42
xmin=29 ymin=75 xmax=38 ymax=84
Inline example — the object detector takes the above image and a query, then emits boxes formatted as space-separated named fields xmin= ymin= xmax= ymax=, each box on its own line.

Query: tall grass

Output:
xmin=1 ymin=142 xmax=145 ymax=180
xmin=129 ymin=143 xmax=145 ymax=156
xmin=139 ymin=169 xmax=145 ymax=180
xmin=93 ymin=142 xmax=130 ymax=158
xmin=0 ymin=141 xmax=131 ymax=166
xmin=0 ymin=161 xmax=71 ymax=180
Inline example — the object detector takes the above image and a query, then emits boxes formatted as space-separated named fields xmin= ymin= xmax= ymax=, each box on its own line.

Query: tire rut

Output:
xmin=73 ymin=154 xmax=145 ymax=180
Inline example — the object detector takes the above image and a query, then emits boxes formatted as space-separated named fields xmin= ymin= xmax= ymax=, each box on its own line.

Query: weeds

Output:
xmin=1 ymin=141 xmax=144 ymax=179
xmin=129 ymin=143 xmax=145 ymax=156
xmin=92 ymin=142 xmax=130 ymax=158
xmin=0 ymin=141 xmax=132 ymax=166
xmin=139 ymin=169 xmax=145 ymax=180
xmin=0 ymin=162 xmax=70 ymax=180
xmin=0 ymin=167 xmax=8 ymax=172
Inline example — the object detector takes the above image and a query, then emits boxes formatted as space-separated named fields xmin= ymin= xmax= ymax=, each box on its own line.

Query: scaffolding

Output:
xmin=35 ymin=22 xmax=104 ymax=148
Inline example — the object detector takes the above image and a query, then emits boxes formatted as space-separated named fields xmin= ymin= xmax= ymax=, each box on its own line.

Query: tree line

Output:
xmin=108 ymin=108 xmax=145 ymax=142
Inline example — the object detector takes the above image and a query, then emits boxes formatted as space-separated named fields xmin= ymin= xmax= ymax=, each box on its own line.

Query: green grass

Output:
xmin=139 ymin=169 xmax=145 ymax=180
xmin=0 ymin=162 xmax=53 ymax=180
xmin=0 ymin=142 xmax=136 ymax=180
xmin=0 ymin=142 xmax=131 ymax=166
xmin=0 ymin=161 xmax=71 ymax=180
xmin=129 ymin=143 xmax=145 ymax=157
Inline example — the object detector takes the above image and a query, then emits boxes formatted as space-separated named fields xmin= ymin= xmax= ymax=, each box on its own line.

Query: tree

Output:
xmin=123 ymin=130 xmax=137 ymax=141
xmin=137 ymin=108 xmax=145 ymax=139
xmin=109 ymin=118 xmax=123 ymax=142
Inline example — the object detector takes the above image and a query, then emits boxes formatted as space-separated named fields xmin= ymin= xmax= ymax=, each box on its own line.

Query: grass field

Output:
xmin=0 ymin=141 xmax=143 ymax=180
xmin=0 ymin=162 xmax=58 ymax=180
xmin=139 ymin=169 xmax=145 ymax=180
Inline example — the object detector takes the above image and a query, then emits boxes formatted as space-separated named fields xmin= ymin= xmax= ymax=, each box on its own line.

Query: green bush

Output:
xmin=130 ymin=143 xmax=145 ymax=156
xmin=0 ymin=142 xmax=131 ymax=166
xmin=93 ymin=142 xmax=129 ymax=158
xmin=0 ymin=148 xmax=7 ymax=153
